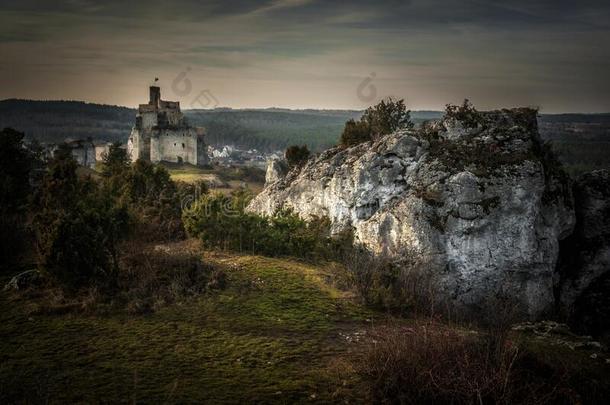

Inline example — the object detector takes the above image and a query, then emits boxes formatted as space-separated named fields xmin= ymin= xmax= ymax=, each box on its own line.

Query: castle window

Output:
xmin=174 ymin=143 xmax=176 ymax=146
xmin=182 ymin=143 xmax=185 ymax=148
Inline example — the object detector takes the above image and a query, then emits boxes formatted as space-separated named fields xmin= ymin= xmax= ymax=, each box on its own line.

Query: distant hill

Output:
xmin=0 ymin=99 xmax=445 ymax=151
xmin=1 ymin=99 xmax=610 ymax=173
xmin=185 ymin=109 xmax=360 ymax=151
xmin=0 ymin=99 xmax=134 ymax=144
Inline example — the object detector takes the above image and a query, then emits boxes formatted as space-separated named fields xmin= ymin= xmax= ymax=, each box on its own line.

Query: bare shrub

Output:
xmin=340 ymin=247 xmax=383 ymax=300
xmin=476 ymin=292 xmax=525 ymax=363
xmin=392 ymin=258 xmax=442 ymax=318
xmin=351 ymin=320 xmax=573 ymax=405
xmin=340 ymin=246 xmax=441 ymax=316
xmin=118 ymin=241 xmax=222 ymax=314
xmin=129 ymin=212 xmax=185 ymax=244
xmin=80 ymin=286 xmax=103 ymax=313
xmin=12 ymin=240 xmax=222 ymax=316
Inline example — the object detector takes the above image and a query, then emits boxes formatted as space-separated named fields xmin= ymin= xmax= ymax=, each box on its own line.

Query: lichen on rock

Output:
xmin=248 ymin=108 xmax=576 ymax=318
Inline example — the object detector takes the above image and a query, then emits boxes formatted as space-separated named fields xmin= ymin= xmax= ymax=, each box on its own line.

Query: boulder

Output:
xmin=3 ymin=269 xmax=42 ymax=291
xmin=265 ymin=158 xmax=289 ymax=185
xmin=248 ymin=108 xmax=575 ymax=318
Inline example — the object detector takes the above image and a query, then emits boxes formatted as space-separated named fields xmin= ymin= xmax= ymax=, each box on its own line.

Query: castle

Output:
xmin=127 ymin=86 xmax=208 ymax=166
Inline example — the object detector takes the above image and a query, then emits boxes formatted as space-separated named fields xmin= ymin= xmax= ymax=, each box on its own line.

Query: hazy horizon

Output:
xmin=4 ymin=96 xmax=610 ymax=115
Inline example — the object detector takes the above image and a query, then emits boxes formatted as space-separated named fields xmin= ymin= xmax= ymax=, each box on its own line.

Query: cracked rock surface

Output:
xmin=248 ymin=109 xmax=576 ymax=318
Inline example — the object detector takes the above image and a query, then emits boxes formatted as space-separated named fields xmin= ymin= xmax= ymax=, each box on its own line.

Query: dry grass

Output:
xmin=3 ymin=245 xmax=608 ymax=403
xmin=349 ymin=319 xmax=576 ymax=405
xmin=117 ymin=240 xmax=225 ymax=315
xmin=0 ymin=251 xmax=373 ymax=403
xmin=340 ymin=248 xmax=441 ymax=317
xmin=165 ymin=163 xmax=265 ymax=195
xmin=21 ymin=240 xmax=225 ymax=316
xmin=333 ymin=250 xmax=588 ymax=404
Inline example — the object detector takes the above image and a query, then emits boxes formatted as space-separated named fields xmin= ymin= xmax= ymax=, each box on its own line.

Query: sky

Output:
xmin=0 ymin=0 xmax=609 ymax=112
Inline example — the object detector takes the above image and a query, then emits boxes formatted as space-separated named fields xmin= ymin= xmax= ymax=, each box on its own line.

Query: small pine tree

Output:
xmin=362 ymin=97 xmax=413 ymax=138
xmin=33 ymin=150 xmax=128 ymax=291
xmin=444 ymin=99 xmax=482 ymax=129
xmin=101 ymin=142 xmax=131 ymax=196
xmin=0 ymin=128 xmax=34 ymax=268
xmin=340 ymin=97 xmax=413 ymax=147
xmin=340 ymin=119 xmax=372 ymax=147
xmin=285 ymin=145 xmax=311 ymax=168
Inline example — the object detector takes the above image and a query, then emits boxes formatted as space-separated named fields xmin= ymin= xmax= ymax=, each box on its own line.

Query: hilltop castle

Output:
xmin=127 ymin=86 xmax=208 ymax=166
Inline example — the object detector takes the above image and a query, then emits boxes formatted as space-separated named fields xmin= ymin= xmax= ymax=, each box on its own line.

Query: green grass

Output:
xmin=163 ymin=163 xmax=265 ymax=194
xmin=0 ymin=252 xmax=372 ymax=403
xmin=163 ymin=163 xmax=220 ymax=183
xmin=2 ymin=250 xmax=608 ymax=403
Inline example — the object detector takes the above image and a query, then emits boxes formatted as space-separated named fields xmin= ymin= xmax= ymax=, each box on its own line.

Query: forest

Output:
xmin=1 ymin=99 xmax=610 ymax=174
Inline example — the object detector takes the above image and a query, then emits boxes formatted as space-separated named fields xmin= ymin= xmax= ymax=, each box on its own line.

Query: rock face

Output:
xmin=265 ymin=158 xmax=289 ymax=185
xmin=3 ymin=270 xmax=42 ymax=291
xmin=559 ymin=170 xmax=610 ymax=334
xmin=248 ymin=109 xmax=576 ymax=318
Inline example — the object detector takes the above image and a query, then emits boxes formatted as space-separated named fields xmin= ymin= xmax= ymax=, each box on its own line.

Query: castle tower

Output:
xmin=127 ymin=85 xmax=209 ymax=166
xmin=149 ymin=86 xmax=161 ymax=108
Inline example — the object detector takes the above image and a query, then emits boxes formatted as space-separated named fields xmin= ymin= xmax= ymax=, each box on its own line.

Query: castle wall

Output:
xmin=150 ymin=128 xmax=200 ymax=165
xmin=166 ymin=110 xmax=183 ymax=126
xmin=150 ymin=135 xmax=161 ymax=163
xmin=127 ymin=128 xmax=139 ymax=161
xmin=128 ymin=128 xmax=151 ymax=162
xmin=70 ymin=144 xmax=96 ymax=168
xmin=128 ymin=86 xmax=209 ymax=166
xmin=141 ymin=111 xmax=158 ymax=129
xmin=95 ymin=144 xmax=110 ymax=161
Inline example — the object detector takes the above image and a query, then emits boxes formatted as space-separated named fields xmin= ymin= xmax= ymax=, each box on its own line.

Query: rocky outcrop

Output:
xmin=265 ymin=158 xmax=289 ymax=185
xmin=3 ymin=270 xmax=42 ymax=291
xmin=559 ymin=170 xmax=610 ymax=335
xmin=249 ymin=109 xmax=576 ymax=318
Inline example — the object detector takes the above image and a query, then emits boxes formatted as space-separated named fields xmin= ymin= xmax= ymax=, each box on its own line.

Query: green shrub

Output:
xmin=0 ymin=128 xmax=35 ymax=269
xmin=444 ymin=99 xmax=484 ymax=129
xmin=99 ymin=149 xmax=185 ymax=242
xmin=33 ymin=147 xmax=129 ymax=291
xmin=182 ymin=191 xmax=343 ymax=261
xmin=340 ymin=97 xmax=413 ymax=147
xmin=362 ymin=97 xmax=413 ymax=138
xmin=100 ymin=141 xmax=130 ymax=195
xmin=122 ymin=160 xmax=184 ymax=241
xmin=340 ymin=248 xmax=439 ymax=316
xmin=340 ymin=118 xmax=372 ymax=147
xmin=285 ymin=144 xmax=311 ymax=168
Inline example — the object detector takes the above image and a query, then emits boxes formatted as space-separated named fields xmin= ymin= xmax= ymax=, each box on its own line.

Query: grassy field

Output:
xmin=2 ymin=243 xmax=608 ymax=403
xmin=0 ymin=249 xmax=373 ymax=403
xmin=163 ymin=163 xmax=265 ymax=195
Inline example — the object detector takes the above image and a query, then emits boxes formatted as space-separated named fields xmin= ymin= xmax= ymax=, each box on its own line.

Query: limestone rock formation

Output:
xmin=249 ymin=108 xmax=576 ymax=318
xmin=559 ymin=170 xmax=610 ymax=334
xmin=265 ymin=158 xmax=289 ymax=185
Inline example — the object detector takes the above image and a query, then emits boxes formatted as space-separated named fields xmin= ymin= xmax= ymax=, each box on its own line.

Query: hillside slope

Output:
xmin=1 ymin=243 xmax=608 ymax=403
xmin=0 ymin=246 xmax=372 ymax=403
xmin=249 ymin=108 xmax=575 ymax=318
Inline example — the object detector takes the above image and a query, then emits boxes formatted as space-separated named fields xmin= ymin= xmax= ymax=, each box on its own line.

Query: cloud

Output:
xmin=0 ymin=0 xmax=609 ymax=111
